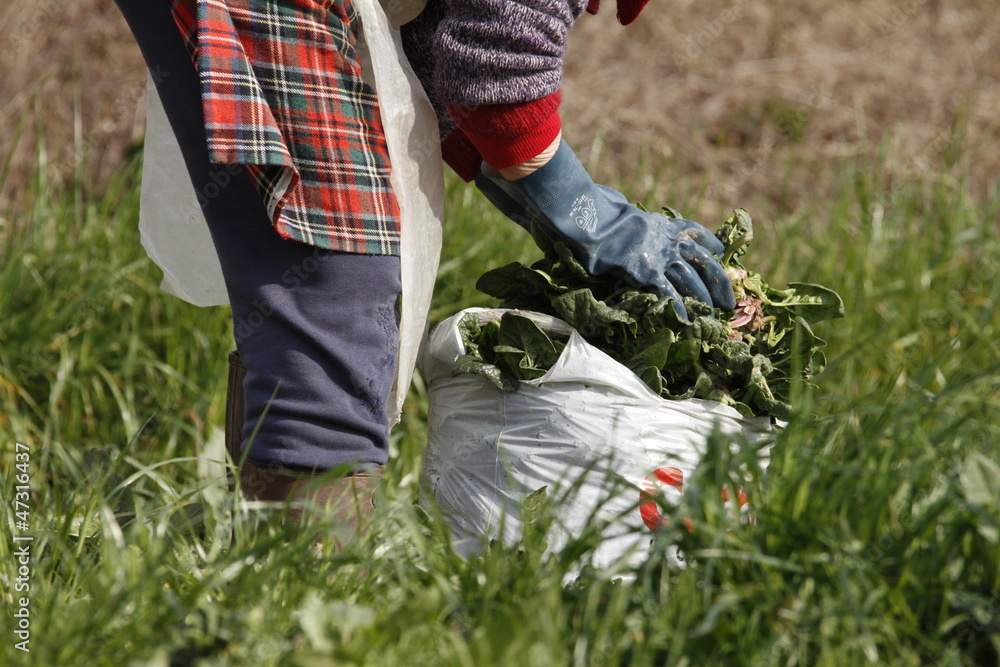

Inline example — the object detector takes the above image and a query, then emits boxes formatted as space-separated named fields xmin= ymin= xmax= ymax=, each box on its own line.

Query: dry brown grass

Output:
xmin=2 ymin=0 xmax=998 ymax=221
xmin=0 ymin=0 xmax=146 ymax=203
xmin=565 ymin=0 xmax=1000 ymax=219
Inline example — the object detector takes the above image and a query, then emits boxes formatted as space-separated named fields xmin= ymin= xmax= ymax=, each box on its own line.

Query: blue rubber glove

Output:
xmin=475 ymin=140 xmax=736 ymax=320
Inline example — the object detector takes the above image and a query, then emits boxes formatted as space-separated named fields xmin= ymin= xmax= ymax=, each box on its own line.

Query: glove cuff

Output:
xmin=476 ymin=139 xmax=628 ymax=274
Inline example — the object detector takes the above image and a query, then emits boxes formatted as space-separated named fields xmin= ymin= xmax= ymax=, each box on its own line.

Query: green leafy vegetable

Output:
xmin=453 ymin=312 xmax=566 ymax=390
xmin=454 ymin=209 xmax=844 ymax=419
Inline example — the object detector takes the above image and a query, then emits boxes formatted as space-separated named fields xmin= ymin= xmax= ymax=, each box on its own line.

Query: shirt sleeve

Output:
xmin=435 ymin=0 xmax=586 ymax=170
xmin=403 ymin=0 xmax=587 ymax=178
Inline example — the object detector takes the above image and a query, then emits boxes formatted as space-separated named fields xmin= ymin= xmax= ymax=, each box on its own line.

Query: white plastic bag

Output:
xmin=419 ymin=308 xmax=773 ymax=572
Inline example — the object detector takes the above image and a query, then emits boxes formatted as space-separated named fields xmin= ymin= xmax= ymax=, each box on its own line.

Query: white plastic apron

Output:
xmin=138 ymin=0 xmax=445 ymax=425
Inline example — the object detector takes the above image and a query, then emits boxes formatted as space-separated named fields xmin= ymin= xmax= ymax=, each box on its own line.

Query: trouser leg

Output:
xmin=115 ymin=0 xmax=401 ymax=474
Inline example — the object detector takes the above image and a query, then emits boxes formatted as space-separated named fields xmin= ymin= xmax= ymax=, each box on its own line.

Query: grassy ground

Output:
xmin=1 ymin=115 xmax=998 ymax=665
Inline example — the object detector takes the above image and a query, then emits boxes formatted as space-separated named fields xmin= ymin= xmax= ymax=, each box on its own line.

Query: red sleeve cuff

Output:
xmin=446 ymin=93 xmax=563 ymax=170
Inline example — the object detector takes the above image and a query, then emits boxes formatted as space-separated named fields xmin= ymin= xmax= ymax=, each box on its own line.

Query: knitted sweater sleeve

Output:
xmin=401 ymin=0 xmax=587 ymax=179
xmin=400 ymin=0 xmax=484 ymax=181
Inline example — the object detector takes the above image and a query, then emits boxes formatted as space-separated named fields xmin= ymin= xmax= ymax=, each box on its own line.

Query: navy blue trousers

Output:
xmin=115 ymin=0 xmax=401 ymax=471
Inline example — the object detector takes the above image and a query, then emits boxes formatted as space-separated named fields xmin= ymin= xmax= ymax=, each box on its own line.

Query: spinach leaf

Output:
xmin=454 ymin=209 xmax=843 ymax=418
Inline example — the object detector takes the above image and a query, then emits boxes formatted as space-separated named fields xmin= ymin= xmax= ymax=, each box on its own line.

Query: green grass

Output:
xmin=1 ymin=136 xmax=999 ymax=666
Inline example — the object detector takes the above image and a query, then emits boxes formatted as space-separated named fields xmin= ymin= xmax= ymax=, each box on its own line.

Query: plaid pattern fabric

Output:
xmin=170 ymin=0 xmax=401 ymax=255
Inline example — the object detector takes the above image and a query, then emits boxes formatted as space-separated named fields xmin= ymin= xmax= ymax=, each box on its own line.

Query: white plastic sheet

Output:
xmin=137 ymin=0 xmax=444 ymax=423
xmin=420 ymin=308 xmax=773 ymax=572
xmin=139 ymin=76 xmax=228 ymax=307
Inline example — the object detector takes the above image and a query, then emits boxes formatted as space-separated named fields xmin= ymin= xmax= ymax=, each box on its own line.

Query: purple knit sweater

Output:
xmin=433 ymin=0 xmax=587 ymax=105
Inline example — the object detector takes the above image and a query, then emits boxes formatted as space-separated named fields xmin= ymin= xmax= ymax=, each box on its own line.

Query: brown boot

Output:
xmin=224 ymin=351 xmax=382 ymax=541
xmin=240 ymin=462 xmax=382 ymax=536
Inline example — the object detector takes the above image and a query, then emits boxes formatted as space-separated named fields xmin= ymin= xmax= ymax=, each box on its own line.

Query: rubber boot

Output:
xmin=224 ymin=351 xmax=381 ymax=541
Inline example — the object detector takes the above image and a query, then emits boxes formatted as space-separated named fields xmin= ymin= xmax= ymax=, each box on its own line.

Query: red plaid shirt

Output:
xmin=170 ymin=0 xmax=401 ymax=255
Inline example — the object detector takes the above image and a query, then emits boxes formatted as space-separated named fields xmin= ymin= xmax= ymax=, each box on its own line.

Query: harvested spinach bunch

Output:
xmin=454 ymin=209 xmax=843 ymax=419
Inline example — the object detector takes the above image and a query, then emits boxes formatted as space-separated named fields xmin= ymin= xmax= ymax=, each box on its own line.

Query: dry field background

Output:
xmin=1 ymin=0 xmax=998 ymax=222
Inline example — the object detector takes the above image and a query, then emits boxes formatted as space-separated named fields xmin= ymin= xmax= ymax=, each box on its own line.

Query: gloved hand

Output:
xmin=475 ymin=139 xmax=736 ymax=321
